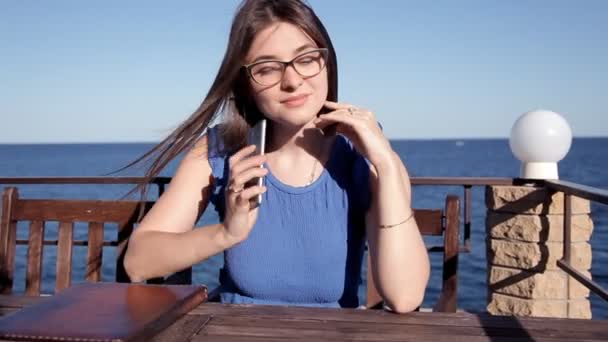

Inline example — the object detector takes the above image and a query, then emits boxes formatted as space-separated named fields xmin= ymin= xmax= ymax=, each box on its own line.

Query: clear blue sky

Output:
xmin=1 ymin=0 xmax=606 ymax=143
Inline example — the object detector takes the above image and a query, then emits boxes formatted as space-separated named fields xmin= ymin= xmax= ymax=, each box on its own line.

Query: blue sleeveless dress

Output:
xmin=206 ymin=125 xmax=371 ymax=308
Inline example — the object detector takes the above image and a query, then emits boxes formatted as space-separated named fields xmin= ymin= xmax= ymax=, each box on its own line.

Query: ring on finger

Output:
xmin=228 ymin=187 xmax=244 ymax=194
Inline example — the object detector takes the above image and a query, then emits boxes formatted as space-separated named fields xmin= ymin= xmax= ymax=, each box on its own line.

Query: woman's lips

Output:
xmin=281 ymin=94 xmax=309 ymax=108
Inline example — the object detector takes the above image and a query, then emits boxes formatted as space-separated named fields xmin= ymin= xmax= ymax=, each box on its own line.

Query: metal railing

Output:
xmin=410 ymin=177 xmax=540 ymax=252
xmin=545 ymin=180 xmax=608 ymax=301
xmin=0 ymin=176 xmax=522 ymax=253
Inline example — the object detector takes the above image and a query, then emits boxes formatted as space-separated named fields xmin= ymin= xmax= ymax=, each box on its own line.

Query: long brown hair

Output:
xmin=124 ymin=0 xmax=339 ymax=201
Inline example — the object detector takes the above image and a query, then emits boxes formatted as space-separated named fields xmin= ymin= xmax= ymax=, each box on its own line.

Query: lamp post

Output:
xmin=489 ymin=110 xmax=592 ymax=319
xmin=509 ymin=109 xmax=572 ymax=180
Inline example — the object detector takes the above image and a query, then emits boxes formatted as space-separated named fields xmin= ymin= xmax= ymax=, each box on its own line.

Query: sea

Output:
xmin=1 ymin=138 xmax=606 ymax=319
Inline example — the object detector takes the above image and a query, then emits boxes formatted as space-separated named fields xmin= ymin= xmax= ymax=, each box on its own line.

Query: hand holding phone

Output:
xmin=245 ymin=119 xmax=266 ymax=207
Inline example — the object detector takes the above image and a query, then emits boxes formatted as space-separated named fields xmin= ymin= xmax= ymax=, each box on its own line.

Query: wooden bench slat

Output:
xmin=0 ymin=222 xmax=16 ymax=295
xmin=86 ymin=222 xmax=104 ymax=282
xmin=437 ymin=195 xmax=460 ymax=312
xmin=13 ymin=199 xmax=143 ymax=223
xmin=25 ymin=221 xmax=44 ymax=296
xmin=15 ymin=239 xmax=119 ymax=247
xmin=413 ymin=209 xmax=444 ymax=236
xmin=0 ymin=188 xmax=18 ymax=295
xmin=56 ymin=221 xmax=74 ymax=292
xmin=116 ymin=221 xmax=134 ymax=282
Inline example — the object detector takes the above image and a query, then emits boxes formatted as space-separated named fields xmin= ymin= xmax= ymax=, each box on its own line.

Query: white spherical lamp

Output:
xmin=509 ymin=109 xmax=572 ymax=179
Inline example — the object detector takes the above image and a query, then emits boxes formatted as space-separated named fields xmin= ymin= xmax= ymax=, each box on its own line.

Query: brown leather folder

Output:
xmin=0 ymin=282 xmax=207 ymax=342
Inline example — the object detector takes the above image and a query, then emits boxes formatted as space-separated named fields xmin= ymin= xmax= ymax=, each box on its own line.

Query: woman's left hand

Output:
xmin=315 ymin=101 xmax=394 ymax=169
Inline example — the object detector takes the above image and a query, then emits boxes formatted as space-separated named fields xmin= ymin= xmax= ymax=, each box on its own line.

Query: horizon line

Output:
xmin=1 ymin=135 xmax=607 ymax=145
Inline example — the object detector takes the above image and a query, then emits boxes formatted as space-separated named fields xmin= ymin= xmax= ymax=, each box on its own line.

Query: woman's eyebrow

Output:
xmin=250 ymin=43 xmax=318 ymax=63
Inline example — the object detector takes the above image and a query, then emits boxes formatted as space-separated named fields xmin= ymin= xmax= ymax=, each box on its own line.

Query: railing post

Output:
xmin=485 ymin=185 xmax=593 ymax=319
xmin=564 ymin=194 xmax=571 ymax=263
xmin=463 ymin=185 xmax=472 ymax=252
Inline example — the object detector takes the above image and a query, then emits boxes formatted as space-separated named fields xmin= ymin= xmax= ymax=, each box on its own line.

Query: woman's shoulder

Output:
xmin=197 ymin=124 xmax=229 ymax=181
xmin=203 ymin=124 xmax=227 ymax=158
xmin=182 ymin=124 xmax=227 ymax=166
xmin=327 ymin=134 xmax=372 ymax=210
xmin=330 ymin=134 xmax=366 ymax=165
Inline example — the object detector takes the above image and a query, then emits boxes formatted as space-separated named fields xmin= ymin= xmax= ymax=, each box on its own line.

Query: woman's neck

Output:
xmin=266 ymin=121 xmax=323 ymax=158
xmin=263 ymin=121 xmax=333 ymax=187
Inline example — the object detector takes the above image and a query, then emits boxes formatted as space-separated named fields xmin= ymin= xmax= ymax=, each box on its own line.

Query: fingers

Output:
xmin=239 ymin=185 xmax=266 ymax=202
xmin=324 ymin=101 xmax=370 ymax=115
xmin=317 ymin=101 xmax=378 ymax=133
xmin=315 ymin=110 xmax=360 ymax=131
xmin=228 ymin=185 xmax=266 ymax=211
xmin=231 ymin=185 xmax=267 ymax=208
xmin=323 ymin=102 xmax=373 ymax=120
xmin=227 ymin=144 xmax=267 ymax=190
xmin=324 ymin=100 xmax=353 ymax=110
xmin=231 ymin=153 xmax=266 ymax=176
xmin=232 ymin=167 xmax=268 ymax=190
xmin=228 ymin=145 xmax=257 ymax=169
xmin=227 ymin=142 xmax=268 ymax=199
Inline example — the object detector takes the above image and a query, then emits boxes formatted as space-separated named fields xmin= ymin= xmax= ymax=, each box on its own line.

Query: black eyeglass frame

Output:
xmin=242 ymin=48 xmax=329 ymax=86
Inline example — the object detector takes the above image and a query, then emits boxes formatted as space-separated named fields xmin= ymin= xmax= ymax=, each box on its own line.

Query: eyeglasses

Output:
xmin=243 ymin=48 xmax=328 ymax=86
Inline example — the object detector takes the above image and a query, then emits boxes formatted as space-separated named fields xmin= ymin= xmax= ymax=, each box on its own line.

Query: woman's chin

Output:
xmin=267 ymin=109 xmax=317 ymax=126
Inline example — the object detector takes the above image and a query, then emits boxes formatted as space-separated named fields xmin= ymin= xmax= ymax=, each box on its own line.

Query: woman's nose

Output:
xmin=280 ymin=65 xmax=304 ymax=90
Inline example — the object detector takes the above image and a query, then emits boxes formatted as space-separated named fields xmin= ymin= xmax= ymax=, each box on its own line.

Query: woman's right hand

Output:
xmin=222 ymin=144 xmax=268 ymax=244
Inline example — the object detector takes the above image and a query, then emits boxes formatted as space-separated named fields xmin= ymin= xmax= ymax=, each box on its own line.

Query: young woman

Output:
xmin=123 ymin=0 xmax=429 ymax=313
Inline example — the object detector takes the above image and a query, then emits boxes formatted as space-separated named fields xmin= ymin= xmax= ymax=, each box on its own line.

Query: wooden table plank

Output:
xmin=0 ymin=295 xmax=49 ymax=317
xmin=197 ymin=326 xmax=605 ymax=342
xmin=2 ymin=296 xmax=608 ymax=342
xmin=197 ymin=336 xmax=606 ymax=342
xmin=195 ymin=314 xmax=607 ymax=341
xmin=0 ymin=295 xmax=47 ymax=308
xmin=199 ymin=332 xmax=467 ymax=342
xmin=152 ymin=314 xmax=211 ymax=342
xmin=192 ymin=303 xmax=606 ymax=333
xmin=194 ymin=336 xmax=592 ymax=342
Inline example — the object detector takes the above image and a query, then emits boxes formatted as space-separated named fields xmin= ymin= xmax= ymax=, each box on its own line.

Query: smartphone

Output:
xmin=245 ymin=119 xmax=266 ymax=207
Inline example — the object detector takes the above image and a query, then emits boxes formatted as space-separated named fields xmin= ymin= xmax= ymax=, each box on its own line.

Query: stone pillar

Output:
xmin=486 ymin=185 xmax=593 ymax=319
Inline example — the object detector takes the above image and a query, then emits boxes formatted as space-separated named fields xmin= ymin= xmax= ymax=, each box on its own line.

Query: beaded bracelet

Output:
xmin=378 ymin=211 xmax=415 ymax=229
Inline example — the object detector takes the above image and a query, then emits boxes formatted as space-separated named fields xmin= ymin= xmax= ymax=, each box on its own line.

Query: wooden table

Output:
xmin=1 ymin=295 xmax=607 ymax=341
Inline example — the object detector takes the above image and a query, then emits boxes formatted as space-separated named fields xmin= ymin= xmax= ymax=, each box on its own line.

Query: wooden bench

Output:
xmin=1 ymin=186 xmax=459 ymax=312
xmin=0 ymin=187 xmax=159 ymax=295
